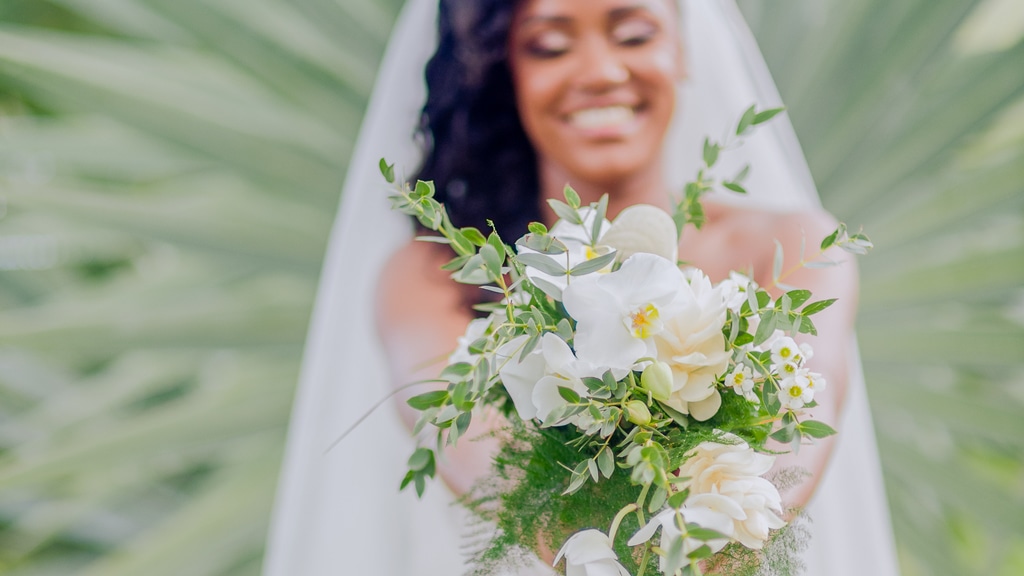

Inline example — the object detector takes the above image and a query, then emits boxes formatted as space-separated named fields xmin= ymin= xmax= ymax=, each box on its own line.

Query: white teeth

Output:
xmin=569 ymin=105 xmax=636 ymax=129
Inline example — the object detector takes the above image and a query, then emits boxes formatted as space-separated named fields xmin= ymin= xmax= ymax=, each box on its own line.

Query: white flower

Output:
xmin=447 ymin=317 xmax=491 ymax=365
xmin=599 ymin=204 xmax=679 ymax=264
xmin=770 ymin=337 xmax=802 ymax=367
xmin=563 ymin=253 xmax=685 ymax=373
xmin=805 ymin=370 xmax=826 ymax=392
xmin=650 ymin=270 xmax=730 ymax=421
xmin=554 ymin=529 xmax=630 ymax=576
xmin=495 ymin=335 xmax=547 ymax=421
xmin=532 ymin=333 xmax=609 ymax=424
xmin=726 ymin=364 xmax=757 ymax=402
xmin=675 ymin=434 xmax=786 ymax=549
xmin=716 ymin=271 xmax=757 ymax=313
xmin=779 ymin=371 xmax=814 ymax=410
xmin=521 ymin=207 xmax=612 ymax=290
xmin=628 ymin=505 xmax=733 ymax=574
xmin=496 ymin=333 xmax=608 ymax=424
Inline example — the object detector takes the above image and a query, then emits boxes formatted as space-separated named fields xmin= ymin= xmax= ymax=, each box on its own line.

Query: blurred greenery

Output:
xmin=0 ymin=0 xmax=1020 ymax=575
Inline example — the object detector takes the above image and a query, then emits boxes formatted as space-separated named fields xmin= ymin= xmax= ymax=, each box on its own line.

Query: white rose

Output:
xmin=651 ymin=270 xmax=730 ymax=421
xmin=676 ymin=434 xmax=786 ymax=549
xmin=554 ymin=529 xmax=630 ymax=576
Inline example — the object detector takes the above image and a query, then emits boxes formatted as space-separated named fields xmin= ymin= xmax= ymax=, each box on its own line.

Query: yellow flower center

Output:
xmin=628 ymin=304 xmax=660 ymax=339
xmin=788 ymin=385 xmax=804 ymax=398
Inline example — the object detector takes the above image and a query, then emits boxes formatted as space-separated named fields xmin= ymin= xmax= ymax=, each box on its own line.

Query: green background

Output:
xmin=0 ymin=0 xmax=1021 ymax=574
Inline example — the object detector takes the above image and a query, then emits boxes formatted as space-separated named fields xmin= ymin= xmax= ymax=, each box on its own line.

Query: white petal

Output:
xmin=689 ymin=390 xmax=723 ymax=421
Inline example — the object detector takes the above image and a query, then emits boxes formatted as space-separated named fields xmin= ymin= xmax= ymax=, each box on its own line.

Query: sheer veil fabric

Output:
xmin=263 ymin=1 xmax=900 ymax=574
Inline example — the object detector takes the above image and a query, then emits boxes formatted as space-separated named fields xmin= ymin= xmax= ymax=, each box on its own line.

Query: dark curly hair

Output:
xmin=413 ymin=0 xmax=539 ymax=240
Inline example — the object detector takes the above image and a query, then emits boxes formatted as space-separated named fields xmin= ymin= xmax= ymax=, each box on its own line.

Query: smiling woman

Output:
xmin=507 ymin=0 xmax=684 ymax=197
xmin=266 ymin=1 xmax=900 ymax=574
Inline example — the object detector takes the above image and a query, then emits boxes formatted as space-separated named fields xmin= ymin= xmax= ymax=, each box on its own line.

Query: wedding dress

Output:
xmin=263 ymin=1 xmax=901 ymax=574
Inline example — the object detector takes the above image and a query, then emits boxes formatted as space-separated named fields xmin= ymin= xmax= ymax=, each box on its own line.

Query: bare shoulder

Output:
xmin=691 ymin=202 xmax=857 ymax=303
xmin=375 ymin=239 xmax=474 ymax=374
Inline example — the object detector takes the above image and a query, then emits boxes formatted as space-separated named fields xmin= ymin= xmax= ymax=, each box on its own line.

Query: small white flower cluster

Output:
xmin=768 ymin=335 xmax=824 ymax=411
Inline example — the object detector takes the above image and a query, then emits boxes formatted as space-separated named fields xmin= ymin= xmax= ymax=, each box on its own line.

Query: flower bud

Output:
xmin=625 ymin=400 xmax=652 ymax=426
xmin=641 ymin=362 xmax=673 ymax=402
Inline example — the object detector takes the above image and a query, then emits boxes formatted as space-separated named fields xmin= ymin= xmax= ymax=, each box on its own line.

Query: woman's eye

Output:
xmin=524 ymin=30 xmax=572 ymax=58
xmin=612 ymin=19 xmax=658 ymax=46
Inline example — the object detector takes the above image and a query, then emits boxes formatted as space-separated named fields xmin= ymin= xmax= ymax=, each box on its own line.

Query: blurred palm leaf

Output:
xmin=0 ymin=0 xmax=1021 ymax=575
xmin=741 ymin=0 xmax=1024 ymax=574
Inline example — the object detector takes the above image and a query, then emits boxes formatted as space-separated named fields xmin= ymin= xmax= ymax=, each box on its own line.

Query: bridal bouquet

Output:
xmin=382 ymin=108 xmax=870 ymax=576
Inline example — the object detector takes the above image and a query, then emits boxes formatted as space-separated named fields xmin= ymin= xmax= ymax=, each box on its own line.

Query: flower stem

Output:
xmin=608 ymin=504 xmax=638 ymax=543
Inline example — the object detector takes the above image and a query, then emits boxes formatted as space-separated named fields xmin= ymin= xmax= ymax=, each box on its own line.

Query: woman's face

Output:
xmin=508 ymin=0 xmax=683 ymax=187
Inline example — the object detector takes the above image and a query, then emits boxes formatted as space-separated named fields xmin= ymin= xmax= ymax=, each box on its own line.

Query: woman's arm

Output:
xmin=375 ymin=240 xmax=501 ymax=497
xmin=757 ymin=210 xmax=860 ymax=514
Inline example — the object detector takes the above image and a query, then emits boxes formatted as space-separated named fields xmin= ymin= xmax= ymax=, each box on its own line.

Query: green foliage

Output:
xmin=0 ymin=0 xmax=1018 ymax=574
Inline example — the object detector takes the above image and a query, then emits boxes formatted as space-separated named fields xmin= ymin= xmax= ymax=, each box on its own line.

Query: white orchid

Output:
xmin=520 ymin=207 xmax=613 ymax=291
xmin=650 ymin=270 xmax=730 ymax=421
xmin=495 ymin=335 xmax=547 ymax=421
xmin=563 ymin=253 xmax=686 ymax=373
xmin=532 ymin=333 xmax=609 ymax=424
xmin=628 ymin=504 xmax=733 ymax=574
xmin=496 ymin=333 xmax=608 ymax=425
xmin=554 ymin=529 xmax=630 ymax=576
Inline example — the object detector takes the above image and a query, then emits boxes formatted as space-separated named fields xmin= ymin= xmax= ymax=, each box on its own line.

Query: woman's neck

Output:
xmin=536 ymin=160 xmax=672 ymax=225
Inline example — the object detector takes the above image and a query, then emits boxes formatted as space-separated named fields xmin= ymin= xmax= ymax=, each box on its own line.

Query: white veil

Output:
xmin=263 ymin=1 xmax=899 ymax=574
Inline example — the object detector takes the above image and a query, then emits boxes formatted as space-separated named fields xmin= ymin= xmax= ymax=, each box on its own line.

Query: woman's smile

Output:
xmin=509 ymin=0 xmax=683 ymax=187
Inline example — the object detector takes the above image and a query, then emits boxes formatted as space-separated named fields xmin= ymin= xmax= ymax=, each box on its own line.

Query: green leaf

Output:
xmin=820 ymin=228 xmax=839 ymax=251
xmin=548 ymin=198 xmax=582 ymax=225
xmin=480 ymin=243 xmax=503 ymax=278
xmin=771 ymin=422 xmax=796 ymax=443
xmin=569 ymin=251 xmax=616 ymax=276
xmin=798 ymin=420 xmax=838 ymax=439
xmin=563 ymin=184 xmax=581 ymax=208
xmin=802 ymin=298 xmax=837 ymax=316
xmin=736 ymin=104 xmax=757 ymax=135
xmin=379 ymin=158 xmax=395 ymax=183
xmin=753 ymin=310 xmax=778 ymax=346
xmin=528 ymin=221 xmax=548 ymax=235
xmin=703 ymin=137 xmax=720 ymax=167
xmin=461 ymin=227 xmax=487 ymax=247
xmin=591 ymin=194 xmax=610 ymax=245
xmin=407 ymin=448 xmax=433 ymax=472
xmin=723 ymin=181 xmax=747 ymax=194
xmin=439 ymin=362 xmax=472 ymax=382
xmin=785 ymin=289 xmax=812 ymax=308
xmin=753 ymin=107 xmax=785 ymax=125
xmin=407 ymin=390 xmax=448 ymax=411
xmin=557 ymin=386 xmax=582 ymax=404
xmin=516 ymin=252 xmax=567 ymax=276
xmin=597 ymin=447 xmax=614 ymax=478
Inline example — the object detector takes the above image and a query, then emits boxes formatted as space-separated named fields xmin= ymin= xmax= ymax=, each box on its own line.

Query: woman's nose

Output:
xmin=575 ymin=38 xmax=629 ymax=91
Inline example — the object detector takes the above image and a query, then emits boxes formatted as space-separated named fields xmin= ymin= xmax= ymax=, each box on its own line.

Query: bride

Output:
xmin=264 ymin=0 xmax=900 ymax=574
